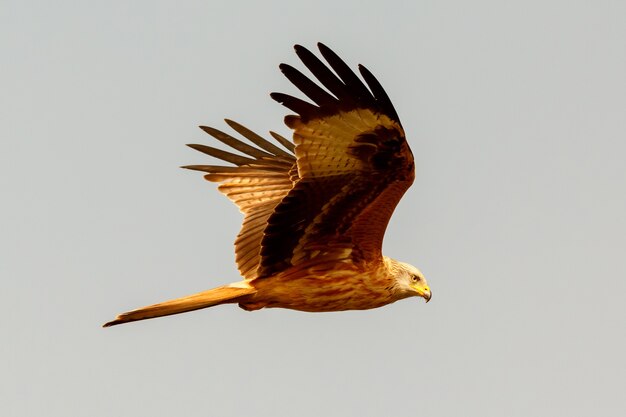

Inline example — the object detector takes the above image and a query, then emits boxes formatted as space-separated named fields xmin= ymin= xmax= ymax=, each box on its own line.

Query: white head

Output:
xmin=385 ymin=257 xmax=431 ymax=302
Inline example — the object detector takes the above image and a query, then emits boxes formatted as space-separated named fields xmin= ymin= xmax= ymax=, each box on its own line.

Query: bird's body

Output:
xmin=240 ymin=257 xmax=415 ymax=312
xmin=104 ymin=43 xmax=431 ymax=327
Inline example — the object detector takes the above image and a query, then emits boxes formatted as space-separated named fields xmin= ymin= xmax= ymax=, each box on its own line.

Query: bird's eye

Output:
xmin=412 ymin=275 xmax=420 ymax=283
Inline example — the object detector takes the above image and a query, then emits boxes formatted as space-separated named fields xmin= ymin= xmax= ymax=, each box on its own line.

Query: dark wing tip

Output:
xmin=271 ymin=92 xmax=319 ymax=117
xmin=284 ymin=115 xmax=300 ymax=128
xmin=181 ymin=165 xmax=209 ymax=172
xmin=198 ymin=125 xmax=219 ymax=136
xmin=270 ymin=92 xmax=290 ymax=104
xmin=278 ymin=42 xmax=401 ymax=123
xmin=317 ymin=41 xmax=329 ymax=52
xmin=358 ymin=64 xmax=401 ymax=125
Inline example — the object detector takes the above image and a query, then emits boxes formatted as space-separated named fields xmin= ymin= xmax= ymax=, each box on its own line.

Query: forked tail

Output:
xmin=103 ymin=282 xmax=256 ymax=327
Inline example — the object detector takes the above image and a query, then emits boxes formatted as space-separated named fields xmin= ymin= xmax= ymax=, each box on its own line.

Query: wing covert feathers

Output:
xmin=259 ymin=43 xmax=414 ymax=277
xmin=186 ymin=43 xmax=414 ymax=281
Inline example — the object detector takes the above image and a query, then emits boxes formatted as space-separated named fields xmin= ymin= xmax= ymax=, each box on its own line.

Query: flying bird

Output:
xmin=104 ymin=43 xmax=430 ymax=327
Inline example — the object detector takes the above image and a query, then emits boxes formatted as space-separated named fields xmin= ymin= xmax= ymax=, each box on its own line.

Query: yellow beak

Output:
xmin=417 ymin=286 xmax=431 ymax=303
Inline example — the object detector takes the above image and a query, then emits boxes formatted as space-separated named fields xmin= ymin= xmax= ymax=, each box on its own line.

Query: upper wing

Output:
xmin=184 ymin=120 xmax=297 ymax=279
xmin=257 ymin=43 xmax=414 ymax=278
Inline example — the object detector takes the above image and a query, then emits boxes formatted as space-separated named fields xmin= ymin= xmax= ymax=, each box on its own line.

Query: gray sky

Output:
xmin=2 ymin=1 xmax=625 ymax=416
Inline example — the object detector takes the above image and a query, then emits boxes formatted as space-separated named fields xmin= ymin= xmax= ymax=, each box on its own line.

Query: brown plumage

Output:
xmin=104 ymin=43 xmax=431 ymax=327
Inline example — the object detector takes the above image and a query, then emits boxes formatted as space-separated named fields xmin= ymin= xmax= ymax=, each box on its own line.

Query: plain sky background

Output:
xmin=2 ymin=1 xmax=625 ymax=416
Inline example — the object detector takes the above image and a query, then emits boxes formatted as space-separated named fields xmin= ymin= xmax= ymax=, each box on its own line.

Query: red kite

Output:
xmin=104 ymin=43 xmax=430 ymax=327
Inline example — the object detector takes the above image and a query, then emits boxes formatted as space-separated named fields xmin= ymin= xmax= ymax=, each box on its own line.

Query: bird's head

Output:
xmin=385 ymin=257 xmax=431 ymax=302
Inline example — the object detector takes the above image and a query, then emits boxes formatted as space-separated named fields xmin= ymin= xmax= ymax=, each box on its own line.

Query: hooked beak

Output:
xmin=418 ymin=287 xmax=431 ymax=303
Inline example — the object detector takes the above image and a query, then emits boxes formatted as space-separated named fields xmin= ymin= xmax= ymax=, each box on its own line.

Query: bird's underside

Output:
xmin=104 ymin=43 xmax=431 ymax=328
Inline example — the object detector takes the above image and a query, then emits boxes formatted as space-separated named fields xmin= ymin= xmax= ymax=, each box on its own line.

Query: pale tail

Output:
xmin=103 ymin=282 xmax=256 ymax=327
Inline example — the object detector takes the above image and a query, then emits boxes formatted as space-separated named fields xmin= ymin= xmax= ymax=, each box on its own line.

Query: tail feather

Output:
xmin=103 ymin=282 xmax=256 ymax=327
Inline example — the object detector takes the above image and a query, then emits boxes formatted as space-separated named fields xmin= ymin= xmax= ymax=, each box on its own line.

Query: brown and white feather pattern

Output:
xmin=185 ymin=43 xmax=414 ymax=281
xmin=259 ymin=43 xmax=414 ymax=277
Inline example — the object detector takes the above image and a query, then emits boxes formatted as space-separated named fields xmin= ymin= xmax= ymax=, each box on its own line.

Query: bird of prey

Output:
xmin=104 ymin=43 xmax=431 ymax=327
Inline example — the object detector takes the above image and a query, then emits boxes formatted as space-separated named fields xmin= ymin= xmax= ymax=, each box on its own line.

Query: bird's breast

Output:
xmin=241 ymin=263 xmax=397 ymax=312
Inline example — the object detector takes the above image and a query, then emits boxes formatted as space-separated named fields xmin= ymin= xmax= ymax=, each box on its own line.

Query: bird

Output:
xmin=103 ymin=42 xmax=431 ymax=327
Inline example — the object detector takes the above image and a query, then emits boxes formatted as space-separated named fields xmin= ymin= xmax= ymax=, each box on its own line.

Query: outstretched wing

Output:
xmin=258 ymin=43 xmax=414 ymax=278
xmin=184 ymin=120 xmax=297 ymax=279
